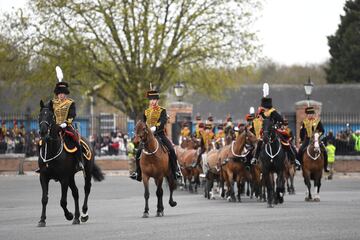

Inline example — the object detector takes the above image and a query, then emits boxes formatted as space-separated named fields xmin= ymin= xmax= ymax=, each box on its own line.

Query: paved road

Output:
xmin=1 ymin=172 xmax=360 ymax=240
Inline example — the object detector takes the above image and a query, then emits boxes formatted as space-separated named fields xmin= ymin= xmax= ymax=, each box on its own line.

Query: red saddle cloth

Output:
xmin=63 ymin=129 xmax=80 ymax=143
xmin=276 ymin=129 xmax=291 ymax=146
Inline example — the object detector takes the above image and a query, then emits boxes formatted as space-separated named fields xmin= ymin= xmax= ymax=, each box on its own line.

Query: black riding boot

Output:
xmin=75 ymin=142 xmax=84 ymax=173
xmin=251 ymin=140 xmax=263 ymax=164
xmin=169 ymin=149 xmax=182 ymax=180
xmin=130 ymin=148 xmax=142 ymax=181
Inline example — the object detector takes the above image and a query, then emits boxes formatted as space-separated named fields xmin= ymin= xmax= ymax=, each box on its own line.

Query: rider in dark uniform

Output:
xmin=297 ymin=106 xmax=328 ymax=172
xmin=130 ymin=89 xmax=182 ymax=181
xmin=35 ymin=80 xmax=83 ymax=173
xmin=251 ymin=88 xmax=284 ymax=164
xmin=278 ymin=118 xmax=301 ymax=168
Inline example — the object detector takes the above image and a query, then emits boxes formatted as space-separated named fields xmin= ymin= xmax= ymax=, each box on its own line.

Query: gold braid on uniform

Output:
xmin=52 ymin=98 xmax=74 ymax=125
xmin=144 ymin=106 xmax=164 ymax=127
xmin=303 ymin=118 xmax=320 ymax=137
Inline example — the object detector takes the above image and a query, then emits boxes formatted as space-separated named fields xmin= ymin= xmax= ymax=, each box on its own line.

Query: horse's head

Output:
xmin=262 ymin=118 xmax=276 ymax=144
xmin=134 ymin=120 xmax=150 ymax=144
xmin=38 ymin=100 xmax=56 ymax=141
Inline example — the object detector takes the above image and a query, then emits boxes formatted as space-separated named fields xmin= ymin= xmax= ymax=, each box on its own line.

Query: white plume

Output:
xmin=249 ymin=107 xmax=255 ymax=114
xmin=263 ymin=83 xmax=269 ymax=97
xmin=55 ymin=66 xmax=63 ymax=82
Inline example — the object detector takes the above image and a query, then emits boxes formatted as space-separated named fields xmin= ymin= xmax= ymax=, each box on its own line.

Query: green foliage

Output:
xmin=326 ymin=0 xmax=360 ymax=83
xmin=0 ymin=0 xmax=261 ymax=119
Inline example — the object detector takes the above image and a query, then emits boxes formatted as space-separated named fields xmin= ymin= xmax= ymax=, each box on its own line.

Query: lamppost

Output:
xmin=304 ymin=77 xmax=314 ymax=101
xmin=174 ymin=82 xmax=185 ymax=101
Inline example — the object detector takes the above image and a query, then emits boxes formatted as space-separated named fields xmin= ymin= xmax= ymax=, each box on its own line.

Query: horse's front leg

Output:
xmin=38 ymin=174 xmax=49 ymax=227
xmin=168 ymin=175 xmax=177 ymax=207
xmin=81 ymin=173 xmax=92 ymax=223
xmin=275 ymin=172 xmax=285 ymax=204
xmin=264 ymin=172 xmax=273 ymax=208
xmin=226 ymin=171 xmax=236 ymax=202
xmin=142 ymin=176 xmax=150 ymax=218
xmin=60 ymin=179 xmax=74 ymax=222
xmin=68 ymin=175 xmax=80 ymax=224
xmin=313 ymin=173 xmax=322 ymax=202
xmin=155 ymin=178 xmax=164 ymax=217
xmin=303 ymin=170 xmax=312 ymax=201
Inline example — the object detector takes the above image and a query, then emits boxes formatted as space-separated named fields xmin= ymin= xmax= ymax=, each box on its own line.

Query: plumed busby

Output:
xmin=205 ymin=123 xmax=213 ymax=130
xmin=305 ymin=106 xmax=315 ymax=114
xmin=207 ymin=115 xmax=214 ymax=122
xmin=261 ymin=83 xmax=272 ymax=109
xmin=54 ymin=82 xmax=70 ymax=95
xmin=217 ymin=124 xmax=223 ymax=130
xmin=283 ymin=118 xmax=289 ymax=125
xmin=146 ymin=90 xmax=160 ymax=100
xmin=198 ymin=122 xmax=205 ymax=129
xmin=54 ymin=66 xmax=70 ymax=95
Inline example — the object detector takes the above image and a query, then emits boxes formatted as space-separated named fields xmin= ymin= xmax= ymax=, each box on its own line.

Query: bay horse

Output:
xmin=302 ymin=132 xmax=324 ymax=202
xmin=218 ymin=127 xmax=257 ymax=202
xmin=37 ymin=100 xmax=104 ymax=227
xmin=134 ymin=121 xmax=177 ymax=218
xmin=259 ymin=118 xmax=286 ymax=208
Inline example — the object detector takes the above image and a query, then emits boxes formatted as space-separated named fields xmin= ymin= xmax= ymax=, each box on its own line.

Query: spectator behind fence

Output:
xmin=323 ymin=130 xmax=335 ymax=146
xmin=352 ymin=130 xmax=360 ymax=153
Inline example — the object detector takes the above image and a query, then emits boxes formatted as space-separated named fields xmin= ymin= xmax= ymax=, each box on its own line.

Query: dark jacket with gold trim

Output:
xmin=259 ymin=108 xmax=283 ymax=126
xmin=300 ymin=118 xmax=324 ymax=142
xmin=143 ymin=105 xmax=167 ymax=136
xmin=50 ymin=98 xmax=76 ymax=126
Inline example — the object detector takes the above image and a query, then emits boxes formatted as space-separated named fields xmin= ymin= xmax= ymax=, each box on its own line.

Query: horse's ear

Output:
xmin=40 ymin=100 xmax=44 ymax=109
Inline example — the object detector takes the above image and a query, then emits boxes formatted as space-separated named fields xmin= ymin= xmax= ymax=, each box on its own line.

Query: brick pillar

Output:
xmin=295 ymin=100 xmax=322 ymax=148
xmin=167 ymin=101 xmax=193 ymax=142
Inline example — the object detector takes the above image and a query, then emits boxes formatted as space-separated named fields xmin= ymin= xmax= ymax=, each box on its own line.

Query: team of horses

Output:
xmin=36 ymin=101 xmax=327 ymax=225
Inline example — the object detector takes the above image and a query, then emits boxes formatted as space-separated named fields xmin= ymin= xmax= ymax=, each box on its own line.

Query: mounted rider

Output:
xmin=36 ymin=66 xmax=83 ymax=173
xmin=297 ymin=106 xmax=328 ymax=172
xmin=180 ymin=122 xmax=191 ymax=138
xmin=206 ymin=114 xmax=215 ymax=133
xmin=130 ymin=87 xmax=182 ymax=181
xmin=251 ymin=83 xmax=284 ymax=164
xmin=194 ymin=113 xmax=203 ymax=139
xmin=277 ymin=117 xmax=300 ymax=168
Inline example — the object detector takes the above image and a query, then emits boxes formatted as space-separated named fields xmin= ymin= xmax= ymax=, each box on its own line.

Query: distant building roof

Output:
xmin=187 ymin=84 xmax=360 ymax=122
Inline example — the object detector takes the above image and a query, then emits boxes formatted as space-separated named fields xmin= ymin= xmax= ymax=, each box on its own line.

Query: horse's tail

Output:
xmin=92 ymin=163 xmax=105 ymax=182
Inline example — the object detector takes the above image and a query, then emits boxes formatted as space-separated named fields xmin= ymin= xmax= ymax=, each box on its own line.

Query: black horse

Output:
xmin=259 ymin=118 xmax=286 ymax=208
xmin=37 ymin=100 xmax=104 ymax=227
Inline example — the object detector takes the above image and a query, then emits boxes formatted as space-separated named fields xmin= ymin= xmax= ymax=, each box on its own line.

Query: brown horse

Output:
xmin=302 ymin=132 xmax=324 ymax=202
xmin=134 ymin=121 xmax=177 ymax=218
xmin=219 ymin=128 xmax=257 ymax=202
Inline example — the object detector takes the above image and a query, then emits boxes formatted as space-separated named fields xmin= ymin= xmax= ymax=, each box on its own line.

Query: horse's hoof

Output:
xmin=81 ymin=213 xmax=89 ymax=222
xmin=72 ymin=218 xmax=80 ymax=225
xmin=156 ymin=211 xmax=164 ymax=217
xmin=267 ymin=203 xmax=274 ymax=208
xmin=142 ymin=212 xmax=149 ymax=218
xmin=313 ymin=197 xmax=320 ymax=202
xmin=169 ymin=200 xmax=177 ymax=207
xmin=305 ymin=197 xmax=311 ymax=202
xmin=37 ymin=221 xmax=46 ymax=227
xmin=65 ymin=212 xmax=74 ymax=221
xmin=279 ymin=197 xmax=284 ymax=204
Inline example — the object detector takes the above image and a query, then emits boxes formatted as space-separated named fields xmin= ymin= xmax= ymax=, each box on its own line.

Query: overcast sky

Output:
xmin=1 ymin=0 xmax=348 ymax=66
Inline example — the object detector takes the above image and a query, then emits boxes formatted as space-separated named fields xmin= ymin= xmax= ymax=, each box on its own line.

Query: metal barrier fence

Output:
xmin=0 ymin=111 xmax=359 ymax=155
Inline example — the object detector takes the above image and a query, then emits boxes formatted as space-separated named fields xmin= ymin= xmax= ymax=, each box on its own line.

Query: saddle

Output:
xmin=276 ymin=129 xmax=291 ymax=147
xmin=61 ymin=132 xmax=92 ymax=161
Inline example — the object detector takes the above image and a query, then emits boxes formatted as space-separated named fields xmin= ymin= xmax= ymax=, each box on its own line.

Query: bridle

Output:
xmin=137 ymin=125 xmax=159 ymax=155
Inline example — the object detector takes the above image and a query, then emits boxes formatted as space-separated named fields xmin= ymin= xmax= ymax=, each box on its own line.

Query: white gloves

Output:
xmin=150 ymin=126 xmax=156 ymax=133
xmin=60 ymin=123 xmax=67 ymax=128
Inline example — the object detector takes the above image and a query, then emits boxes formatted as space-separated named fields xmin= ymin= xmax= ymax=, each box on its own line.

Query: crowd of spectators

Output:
xmin=89 ymin=130 xmax=129 ymax=156
xmin=323 ymin=125 xmax=360 ymax=155
xmin=0 ymin=124 xmax=40 ymax=156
